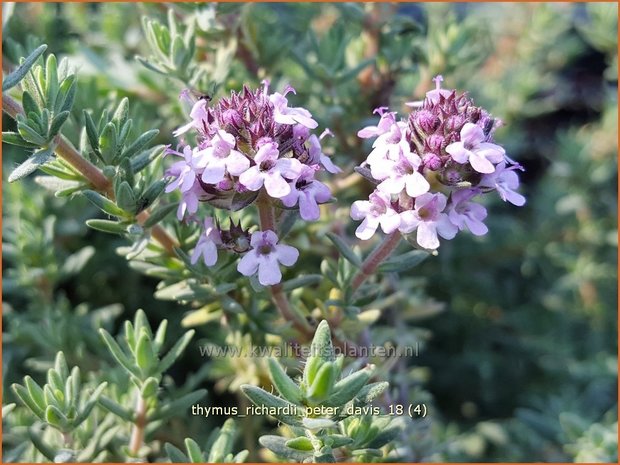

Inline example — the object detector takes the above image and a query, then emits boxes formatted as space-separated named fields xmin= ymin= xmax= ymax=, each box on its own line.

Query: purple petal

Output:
xmin=398 ymin=211 xmax=419 ymax=233
xmin=436 ymin=215 xmax=458 ymax=240
xmin=404 ymin=172 xmax=430 ymax=197
xmin=258 ymin=256 xmax=282 ymax=285
xmin=469 ymin=152 xmax=496 ymax=174
xmin=264 ymin=173 xmax=291 ymax=198
xmin=445 ymin=142 xmax=470 ymax=164
xmin=417 ymin=222 xmax=439 ymax=249
xmin=225 ymin=150 xmax=250 ymax=176
xmin=239 ymin=167 xmax=264 ymax=191
xmin=350 ymin=200 xmax=370 ymax=220
xmin=460 ymin=123 xmax=485 ymax=145
xmin=379 ymin=210 xmax=401 ymax=234
xmin=355 ymin=217 xmax=379 ymax=240
xmin=237 ymin=252 xmax=259 ymax=276
xmin=275 ymin=244 xmax=299 ymax=266
xmin=201 ymin=161 xmax=227 ymax=184
xmin=299 ymin=192 xmax=320 ymax=220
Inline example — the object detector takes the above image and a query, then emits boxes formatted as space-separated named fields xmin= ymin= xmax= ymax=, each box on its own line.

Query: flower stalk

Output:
xmin=351 ymin=231 xmax=402 ymax=292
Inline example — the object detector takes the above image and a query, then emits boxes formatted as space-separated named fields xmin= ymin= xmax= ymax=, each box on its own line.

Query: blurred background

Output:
xmin=2 ymin=2 xmax=617 ymax=462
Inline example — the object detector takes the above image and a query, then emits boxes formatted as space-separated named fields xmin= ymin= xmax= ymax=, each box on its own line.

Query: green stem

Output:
xmin=351 ymin=232 xmax=402 ymax=292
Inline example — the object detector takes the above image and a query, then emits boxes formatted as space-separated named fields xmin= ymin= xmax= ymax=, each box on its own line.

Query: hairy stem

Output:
xmin=128 ymin=392 xmax=147 ymax=457
xmin=2 ymin=94 xmax=177 ymax=255
xmin=351 ymin=231 xmax=402 ymax=291
xmin=255 ymin=192 xmax=313 ymax=339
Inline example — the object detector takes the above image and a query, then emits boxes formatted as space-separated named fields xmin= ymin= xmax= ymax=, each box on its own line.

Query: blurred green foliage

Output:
xmin=2 ymin=2 xmax=617 ymax=463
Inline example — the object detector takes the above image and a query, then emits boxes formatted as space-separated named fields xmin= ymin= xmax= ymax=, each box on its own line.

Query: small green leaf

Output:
xmin=8 ymin=147 xmax=54 ymax=182
xmin=82 ymin=190 xmax=129 ymax=218
xmin=304 ymin=320 xmax=335 ymax=387
xmin=285 ymin=436 xmax=314 ymax=451
xmin=55 ymin=75 xmax=77 ymax=114
xmin=2 ymin=131 xmax=36 ymax=148
xmin=98 ymin=395 xmax=134 ymax=422
xmin=326 ymin=233 xmax=362 ymax=268
xmin=12 ymin=384 xmax=45 ymax=420
xmin=135 ymin=330 xmax=157 ymax=375
xmin=267 ymin=358 xmax=302 ymax=405
xmin=45 ymin=54 xmax=59 ymax=109
xmin=184 ymin=438 xmax=204 ymax=463
xmin=324 ymin=367 xmax=373 ymax=407
xmin=22 ymin=90 xmax=39 ymax=117
xmin=17 ymin=122 xmax=47 ymax=145
xmin=99 ymin=329 xmax=141 ymax=377
xmin=28 ymin=428 xmax=56 ymax=461
xmin=99 ymin=122 xmax=117 ymax=163
xmin=23 ymin=376 xmax=46 ymax=412
xmin=122 ymin=128 xmax=159 ymax=159
xmin=83 ymin=110 xmax=99 ymax=151
xmin=240 ymin=385 xmax=302 ymax=427
xmin=142 ymin=202 xmax=177 ymax=228
xmin=45 ymin=404 xmax=68 ymax=430
xmin=86 ymin=219 xmax=130 ymax=234
xmin=282 ymin=274 xmax=323 ymax=292
xmin=149 ymin=389 xmax=207 ymax=422
xmin=164 ymin=443 xmax=189 ymax=463
xmin=48 ymin=110 xmax=70 ymax=138
xmin=259 ymin=435 xmax=312 ymax=462
xmin=2 ymin=44 xmax=47 ymax=91
xmin=141 ymin=377 xmax=159 ymax=398
xmin=73 ymin=382 xmax=107 ymax=427
xmin=208 ymin=418 xmax=237 ymax=463
xmin=378 ymin=249 xmax=429 ymax=273
xmin=116 ymin=181 xmax=136 ymax=213
xmin=112 ymin=97 xmax=129 ymax=128
xmin=158 ymin=329 xmax=194 ymax=373
xmin=307 ymin=362 xmax=337 ymax=404
xmin=137 ymin=179 xmax=166 ymax=212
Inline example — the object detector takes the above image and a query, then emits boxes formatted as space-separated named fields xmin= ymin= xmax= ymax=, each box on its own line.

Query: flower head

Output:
xmin=237 ymin=230 xmax=299 ymax=285
xmin=350 ymin=190 xmax=403 ymax=240
xmin=446 ymin=123 xmax=505 ymax=174
xmin=399 ymin=193 xmax=458 ymax=250
xmin=281 ymin=165 xmax=332 ymax=221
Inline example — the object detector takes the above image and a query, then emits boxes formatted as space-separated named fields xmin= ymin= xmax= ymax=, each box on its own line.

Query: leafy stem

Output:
xmin=351 ymin=231 xmax=402 ymax=292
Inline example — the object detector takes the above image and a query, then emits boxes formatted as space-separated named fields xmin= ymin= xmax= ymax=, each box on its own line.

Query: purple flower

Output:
xmin=373 ymin=151 xmax=431 ymax=198
xmin=239 ymin=140 xmax=302 ymax=198
xmin=237 ymin=230 xmax=299 ymax=285
xmin=269 ymin=86 xmax=318 ymax=129
xmin=479 ymin=162 xmax=526 ymax=206
xmin=281 ymin=165 xmax=332 ymax=221
xmin=165 ymin=146 xmax=203 ymax=193
xmin=446 ymin=123 xmax=505 ymax=174
xmin=447 ymin=190 xmax=488 ymax=236
xmin=191 ymin=218 xmax=222 ymax=266
xmin=357 ymin=107 xmax=397 ymax=139
xmin=173 ymin=99 xmax=210 ymax=137
xmin=399 ymin=192 xmax=458 ymax=249
xmin=308 ymin=133 xmax=341 ymax=174
xmin=197 ymin=130 xmax=250 ymax=184
xmin=350 ymin=190 xmax=402 ymax=240
xmin=425 ymin=75 xmax=452 ymax=105
xmin=177 ymin=183 xmax=207 ymax=220
xmin=366 ymin=120 xmax=411 ymax=166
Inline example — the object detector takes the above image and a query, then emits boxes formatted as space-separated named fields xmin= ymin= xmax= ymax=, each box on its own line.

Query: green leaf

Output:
xmin=137 ymin=179 xmax=166 ymax=213
xmin=285 ymin=436 xmax=314 ymax=451
xmin=378 ymin=249 xmax=429 ymax=273
xmin=98 ymin=122 xmax=117 ymax=163
xmin=2 ymin=131 xmax=37 ymax=148
xmin=116 ymin=181 xmax=136 ymax=213
xmin=2 ymin=43 xmax=47 ymax=91
xmin=112 ymin=97 xmax=129 ymax=128
xmin=98 ymin=395 xmax=134 ymax=422
xmin=55 ymin=75 xmax=77 ymax=114
xmin=142 ymin=202 xmax=177 ymax=228
xmin=351 ymin=381 xmax=389 ymax=407
xmin=141 ymin=377 xmax=159 ymax=398
xmin=259 ymin=435 xmax=312 ymax=461
xmin=307 ymin=362 xmax=338 ymax=404
xmin=99 ymin=329 xmax=141 ymax=377
xmin=23 ymin=376 xmax=46 ymax=412
xmin=282 ymin=274 xmax=323 ymax=292
xmin=45 ymin=404 xmax=68 ymax=430
xmin=304 ymin=320 xmax=335 ymax=387
xmin=8 ymin=146 xmax=54 ymax=182
xmin=164 ymin=443 xmax=189 ymax=463
xmin=45 ymin=54 xmax=59 ymax=110
xmin=240 ymin=385 xmax=302 ymax=427
xmin=184 ymin=438 xmax=204 ymax=463
xmin=158 ymin=329 xmax=194 ymax=373
xmin=135 ymin=330 xmax=157 ymax=375
xmin=208 ymin=418 xmax=237 ymax=462
xmin=28 ymin=428 xmax=56 ymax=461
xmin=17 ymin=121 xmax=47 ymax=145
xmin=86 ymin=219 xmax=129 ymax=234
xmin=22 ymin=90 xmax=39 ymax=116
xmin=149 ymin=389 xmax=207 ymax=422
xmin=48 ymin=110 xmax=70 ymax=139
xmin=83 ymin=110 xmax=99 ymax=151
xmin=82 ymin=190 xmax=129 ymax=218
xmin=326 ymin=233 xmax=362 ymax=268
xmin=123 ymin=129 xmax=160 ymax=160
xmin=73 ymin=382 xmax=107 ymax=427
xmin=267 ymin=358 xmax=302 ymax=405
xmin=324 ymin=367 xmax=373 ymax=407
xmin=12 ymin=384 xmax=46 ymax=419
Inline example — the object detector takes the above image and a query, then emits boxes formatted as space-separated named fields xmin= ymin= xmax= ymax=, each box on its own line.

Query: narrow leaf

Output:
xmin=2 ymin=44 xmax=47 ymax=91
xmin=158 ymin=330 xmax=194 ymax=373
xmin=326 ymin=232 xmax=362 ymax=268
xmin=8 ymin=147 xmax=54 ymax=182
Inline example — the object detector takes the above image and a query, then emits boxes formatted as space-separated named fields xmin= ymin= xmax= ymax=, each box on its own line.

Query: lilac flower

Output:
xmin=350 ymin=190 xmax=403 ymax=240
xmin=269 ymin=86 xmax=318 ymax=129
xmin=447 ymin=190 xmax=488 ymax=236
xmin=197 ymin=130 xmax=250 ymax=184
xmin=237 ymin=230 xmax=299 ymax=285
xmin=373 ymin=151 xmax=431 ymax=198
xmin=239 ymin=140 xmax=302 ymax=198
xmin=177 ymin=183 xmax=206 ymax=220
xmin=308 ymin=133 xmax=341 ymax=174
xmin=281 ymin=165 xmax=332 ymax=221
xmin=165 ymin=146 xmax=203 ymax=193
xmin=173 ymin=98 xmax=210 ymax=137
xmin=357 ymin=107 xmax=397 ymax=139
xmin=191 ymin=218 xmax=222 ymax=266
xmin=425 ymin=75 xmax=452 ymax=104
xmin=446 ymin=123 xmax=505 ymax=174
xmin=479 ymin=162 xmax=526 ymax=206
xmin=366 ymin=121 xmax=411 ymax=166
xmin=399 ymin=193 xmax=458 ymax=250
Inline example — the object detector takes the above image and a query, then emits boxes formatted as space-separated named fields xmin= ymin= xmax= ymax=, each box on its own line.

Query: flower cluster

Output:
xmin=352 ymin=76 xmax=525 ymax=250
xmin=166 ymin=83 xmax=339 ymax=285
